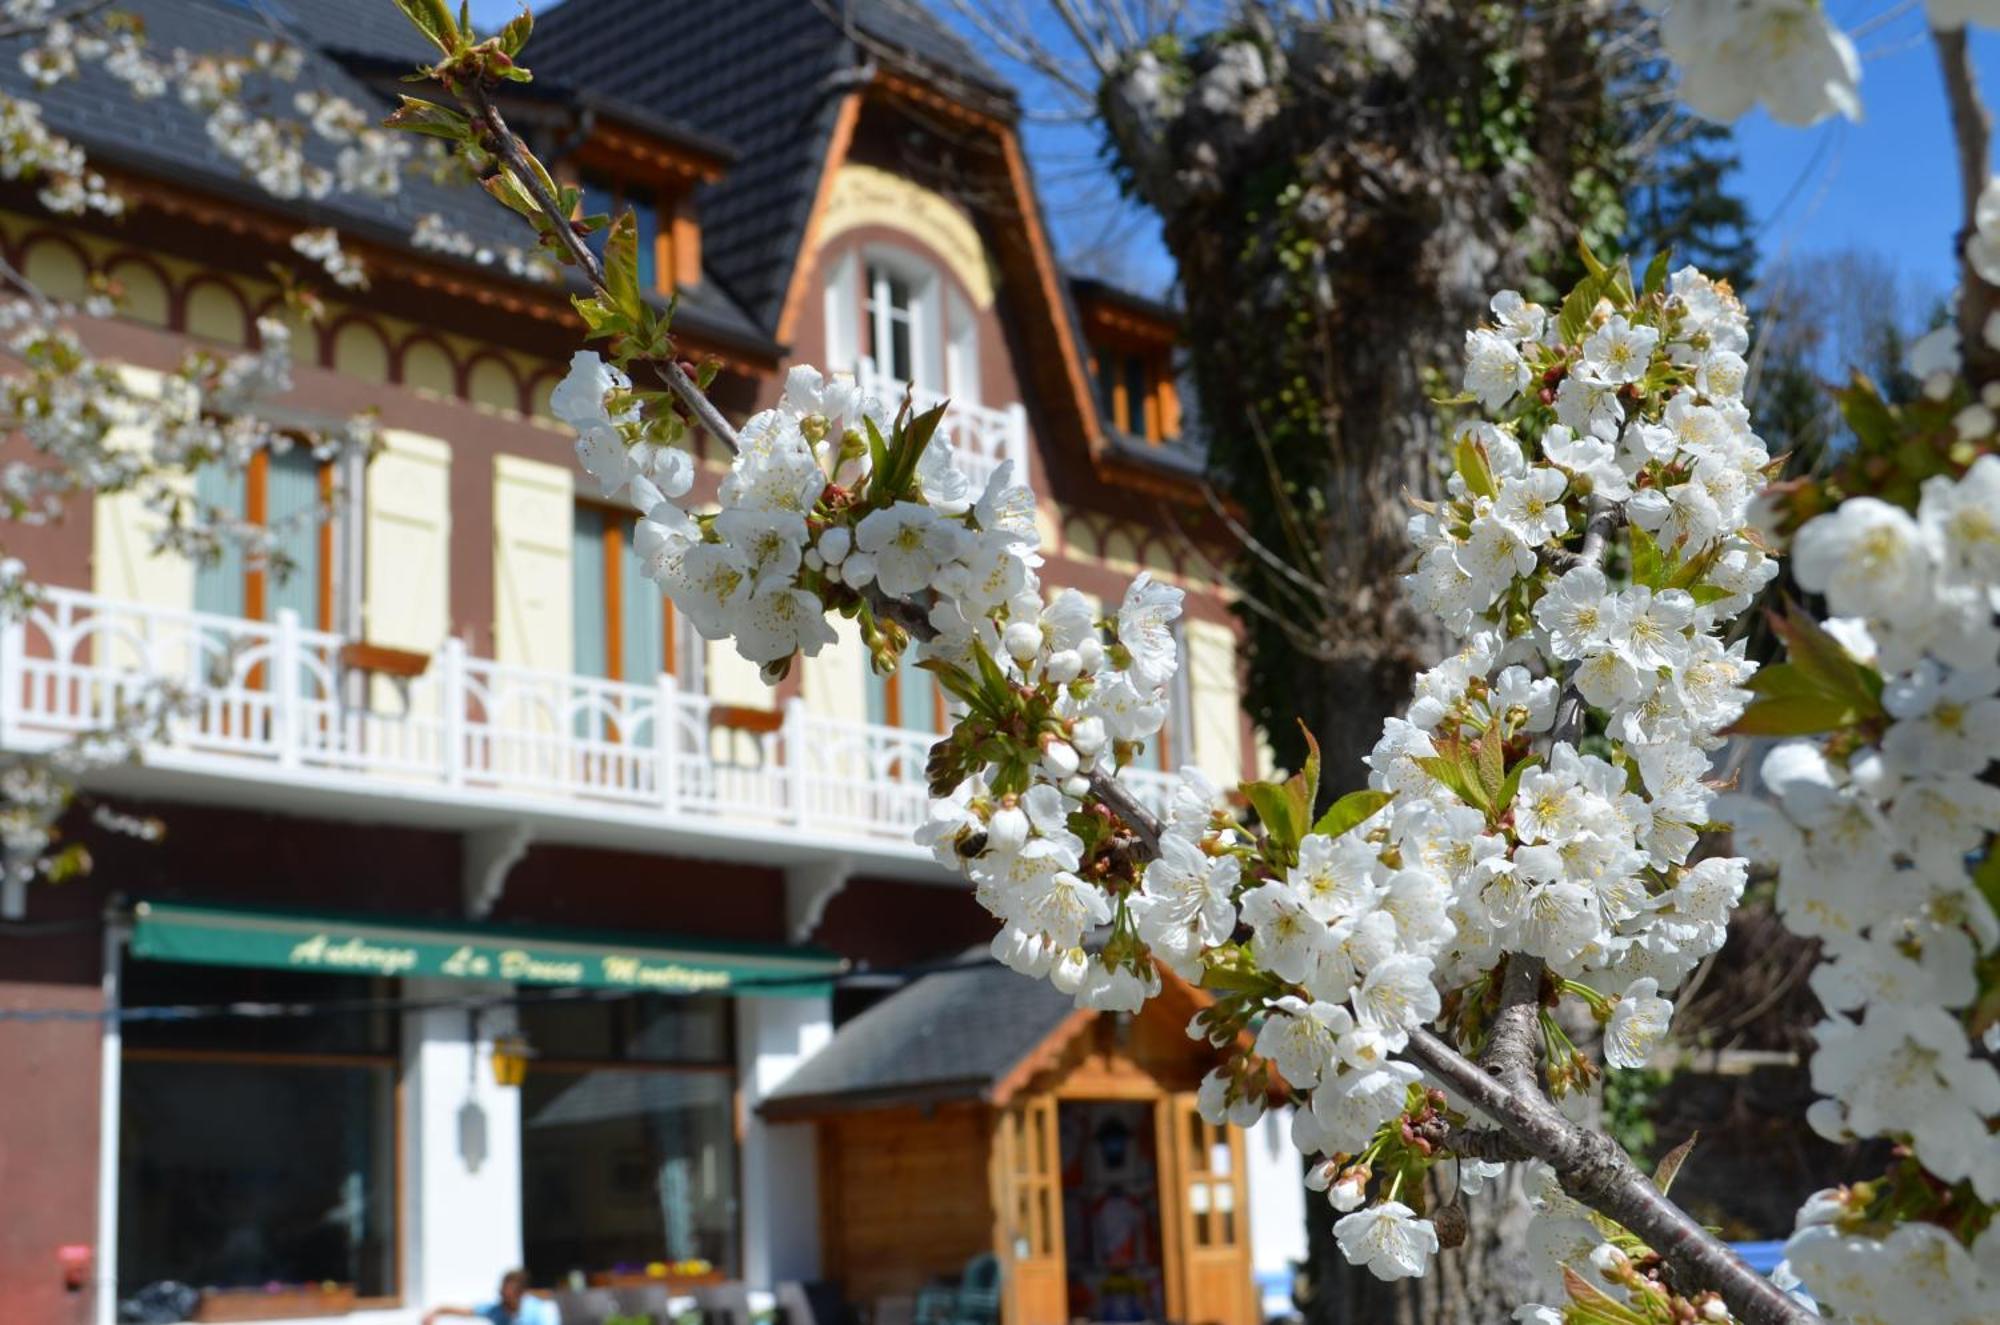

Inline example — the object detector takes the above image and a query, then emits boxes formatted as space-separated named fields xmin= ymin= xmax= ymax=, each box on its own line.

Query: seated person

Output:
xmin=423 ymin=1268 xmax=558 ymax=1325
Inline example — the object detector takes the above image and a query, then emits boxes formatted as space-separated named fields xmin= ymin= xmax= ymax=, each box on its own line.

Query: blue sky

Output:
xmin=469 ymin=1 xmax=2000 ymax=304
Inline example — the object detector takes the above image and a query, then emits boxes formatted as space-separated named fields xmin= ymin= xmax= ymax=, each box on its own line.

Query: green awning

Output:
xmin=129 ymin=900 xmax=844 ymax=998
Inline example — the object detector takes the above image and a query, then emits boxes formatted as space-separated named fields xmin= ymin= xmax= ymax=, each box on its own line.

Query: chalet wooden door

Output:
xmin=994 ymin=1097 xmax=1067 ymax=1325
xmin=1164 ymin=1093 xmax=1255 ymax=1325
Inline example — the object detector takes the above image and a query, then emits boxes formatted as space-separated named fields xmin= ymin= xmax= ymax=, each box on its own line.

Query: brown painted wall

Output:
xmin=0 ymin=979 xmax=101 ymax=1325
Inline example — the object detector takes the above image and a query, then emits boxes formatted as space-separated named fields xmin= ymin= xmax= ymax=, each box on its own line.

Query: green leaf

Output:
xmin=1770 ymin=599 xmax=1885 ymax=713
xmin=382 ymin=95 xmax=471 ymax=142
xmin=1628 ymin=523 xmax=1665 ymax=590
xmin=393 ymin=0 xmax=460 ymax=53
xmin=496 ymin=6 xmax=534 ymax=56
xmin=1836 ymin=372 xmax=1898 ymax=453
xmin=1474 ymin=729 xmax=1506 ymax=805
xmin=1415 ymin=752 xmax=1489 ymax=813
xmin=1452 ymin=432 xmax=1498 ymax=501
xmin=1557 ymin=271 xmax=1605 ymax=345
xmin=1576 ymin=238 xmax=1611 ymax=282
xmin=1243 ymin=780 xmax=1304 ymax=853
xmin=864 ymin=416 xmax=890 ymax=497
xmin=1311 ymin=789 xmax=1390 ymax=840
xmin=1494 ymin=754 xmax=1540 ymax=815
xmin=1652 ymin=1132 xmax=1697 ymax=1196
xmin=481 ymin=169 xmax=540 ymax=220
xmin=1284 ymin=724 xmax=1321 ymax=829
xmin=1641 ymin=249 xmax=1672 ymax=298
xmin=1721 ymin=692 xmax=1868 ymax=738
xmin=602 ymin=210 xmax=643 ymax=321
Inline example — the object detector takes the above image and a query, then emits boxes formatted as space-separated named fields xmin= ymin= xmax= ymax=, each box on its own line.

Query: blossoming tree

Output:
xmin=378 ymin=1 xmax=2000 ymax=1321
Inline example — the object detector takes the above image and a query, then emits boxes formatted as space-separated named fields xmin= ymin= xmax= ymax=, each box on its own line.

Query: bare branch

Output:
xmin=1933 ymin=24 xmax=2000 ymax=391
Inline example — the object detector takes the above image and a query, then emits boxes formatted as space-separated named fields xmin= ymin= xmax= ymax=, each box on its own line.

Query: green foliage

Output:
xmin=1725 ymin=601 xmax=1887 ymax=738
xmin=1601 ymin=1064 xmax=1669 ymax=1166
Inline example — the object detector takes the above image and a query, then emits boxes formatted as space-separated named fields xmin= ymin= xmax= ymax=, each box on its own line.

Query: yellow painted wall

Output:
xmin=491 ymin=454 xmax=572 ymax=674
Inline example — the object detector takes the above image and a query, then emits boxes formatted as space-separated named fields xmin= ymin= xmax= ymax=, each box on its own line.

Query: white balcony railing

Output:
xmin=856 ymin=357 xmax=1027 ymax=493
xmin=0 ymin=588 xmax=1176 ymax=862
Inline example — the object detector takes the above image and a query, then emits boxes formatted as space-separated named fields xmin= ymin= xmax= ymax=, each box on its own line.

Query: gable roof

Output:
xmin=0 ymin=0 xmax=772 ymax=355
xmin=763 ymin=958 xmax=1081 ymax=1117
xmin=531 ymin=0 xmax=1011 ymax=333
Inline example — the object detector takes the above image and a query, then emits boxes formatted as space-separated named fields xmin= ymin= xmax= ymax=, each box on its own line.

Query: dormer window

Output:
xmin=1075 ymin=279 xmax=1183 ymax=446
xmin=581 ymin=174 xmax=663 ymax=292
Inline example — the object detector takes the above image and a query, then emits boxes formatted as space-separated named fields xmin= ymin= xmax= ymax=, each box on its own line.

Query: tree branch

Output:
xmin=457 ymin=80 xmax=744 ymax=456
xmin=1402 ymin=1029 xmax=1811 ymax=1325
xmin=1934 ymin=24 xmax=2000 ymax=391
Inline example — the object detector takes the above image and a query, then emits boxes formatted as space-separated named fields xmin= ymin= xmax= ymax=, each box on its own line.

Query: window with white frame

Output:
xmin=825 ymin=246 xmax=981 ymax=404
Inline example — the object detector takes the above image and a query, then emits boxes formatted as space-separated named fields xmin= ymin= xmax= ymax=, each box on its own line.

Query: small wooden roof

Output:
xmin=761 ymin=957 xmax=1211 ymax=1121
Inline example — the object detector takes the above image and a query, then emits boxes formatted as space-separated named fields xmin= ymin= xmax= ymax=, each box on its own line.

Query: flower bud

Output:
xmin=1044 ymin=649 xmax=1083 ymax=683
xmin=1077 ymin=638 xmax=1105 ymax=673
xmin=1070 ymin=716 xmax=1107 ymax=757
xmin=818 ymin=525 xmax=852 ymax=564
xmin=1328 ymin=1171 xmax=1368 ymax=1212
xmin=1061 ymin=774 xmax=1092 ymax=799
xmin=841 ymin=551 xmax=876 ymax=587
xmin=1040 ymin=738 xmax=1079 ymax=779
xmin=986 ymin=801 xmax=1029 ymax=854
xmin=1002 ymin=620 xmax=1042 ymax=664
xmin=1049 ymin=946 xmax=1088 ymax=994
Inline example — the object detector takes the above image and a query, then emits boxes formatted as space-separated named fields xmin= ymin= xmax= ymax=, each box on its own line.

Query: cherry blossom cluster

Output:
xmin=541 ymin=262 xmax=1779 ymax=1300
xmin=1714 ymin=458 xmax=2000 ymax=1323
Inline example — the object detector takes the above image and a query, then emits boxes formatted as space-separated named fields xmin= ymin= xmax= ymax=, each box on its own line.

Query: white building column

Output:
xmin=733 ymin=994 xmax=832 ymax=1287
xmin=403 ymin=982 xmax=523 ymax=1310
xmin=1244 ymin=1106 xmax=1307 ymax=1320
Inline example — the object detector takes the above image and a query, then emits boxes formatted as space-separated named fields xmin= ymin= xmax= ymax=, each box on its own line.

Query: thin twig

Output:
xmin=457 ymin=80 xmax=743 ymax=456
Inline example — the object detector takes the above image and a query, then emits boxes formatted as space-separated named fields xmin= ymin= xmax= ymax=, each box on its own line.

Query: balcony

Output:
xmin=0 ymin=588 xmax=1177 ymax=878
xmin=855 ymin=357 xmax=1028 ymax=493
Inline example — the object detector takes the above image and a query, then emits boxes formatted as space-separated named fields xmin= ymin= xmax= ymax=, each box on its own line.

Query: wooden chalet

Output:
xmin=762 ymin=963 xmax=1258 ymax=1325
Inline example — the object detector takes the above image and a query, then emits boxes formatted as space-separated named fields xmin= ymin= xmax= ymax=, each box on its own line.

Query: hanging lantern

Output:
xmin=490 ymin=1032 xmax=532 ymax=1087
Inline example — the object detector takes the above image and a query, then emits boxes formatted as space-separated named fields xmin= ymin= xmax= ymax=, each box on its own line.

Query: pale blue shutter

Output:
xmin=193 ymin=462 xmax=245 ymax=618
xmin=265 ymin=448 xmax=321 ymax=625
xmin=571 ymin=505 xmax=608 ymax=679
xmin=620 ymin=535 xmax=665 ymax=683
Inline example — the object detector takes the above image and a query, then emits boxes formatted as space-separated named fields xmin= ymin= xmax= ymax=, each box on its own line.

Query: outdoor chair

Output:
xmin=949 ymin=1254 xmax=1001 ymax=1325
xmin=552 ymin=1288 xmax=622 ymax=1324
xmin=692 ymin=1279 xmax=759 ymax=1325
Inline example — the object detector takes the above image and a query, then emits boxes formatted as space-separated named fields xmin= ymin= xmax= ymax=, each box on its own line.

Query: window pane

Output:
xmin=889 ymin=313 xmax=912 ymax=385
xmin=118 ymin=1059 xmax=396 ymax=1298
xmin=517 ymin=993 xmax=731 ymax=1065
xmin=581 ymin=177 xmax=618 ymax=262
xmin=1123 ymin=356 xmax=1150 ymax=438
xmin=123 ymin=963 xmax=397 ymax=1056
xmin=266 ymin=448 xmax=322 ymax=626
xmin=521 ymin=1068 xmax=739 ymax=1281
xmin=573 ymin=505 xmax=609 ymax=681
xmin=632 ymin=193 xmax=660 ymax=293
xmin=1094 ymin=350 xmax=1116 ymax=425
xmin=193 ymin=462 xmax=246 ymax=619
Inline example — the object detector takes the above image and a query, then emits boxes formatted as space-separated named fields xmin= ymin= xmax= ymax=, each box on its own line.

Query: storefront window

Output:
xmin=118 ymin=965 xmax=399 ymax=1305
xmin=517 ymin=995 xmax=738 ymax=1284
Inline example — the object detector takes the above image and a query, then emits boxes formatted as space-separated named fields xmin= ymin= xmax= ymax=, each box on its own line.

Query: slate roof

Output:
xmin=0 ymin=0 xmax=770 ymax=351
xmin=764 ymin=957 xmax=1078 ymax=1113
xmin=531 ymin=0 xmax=1012 ymax=334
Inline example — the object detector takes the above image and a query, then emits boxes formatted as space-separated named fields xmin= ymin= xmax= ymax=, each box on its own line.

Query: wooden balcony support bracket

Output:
xmin=785 ymin=855 xmax=853 ymax=945
xmin=463 ymin=823 xmax=535 ymax=919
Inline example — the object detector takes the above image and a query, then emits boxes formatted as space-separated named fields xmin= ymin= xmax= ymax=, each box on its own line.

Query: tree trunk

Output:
xmin=1091 ymin=3 xmax=1634 ymax=1317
